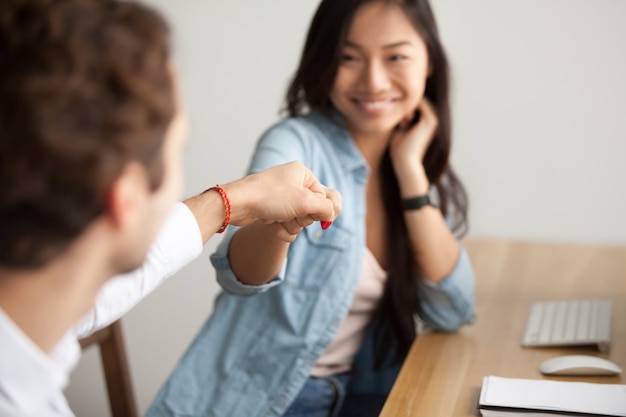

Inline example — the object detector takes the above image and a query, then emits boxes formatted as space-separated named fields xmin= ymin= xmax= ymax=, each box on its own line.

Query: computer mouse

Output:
xmin=539 ymin=354 xmax=622 ymax=376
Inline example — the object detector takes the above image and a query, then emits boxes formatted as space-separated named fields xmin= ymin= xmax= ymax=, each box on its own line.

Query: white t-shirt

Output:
xmin=0 ymin=202 xmax=203 ymax=417
xmin=311 ymin=248 xmax=387 ymax=377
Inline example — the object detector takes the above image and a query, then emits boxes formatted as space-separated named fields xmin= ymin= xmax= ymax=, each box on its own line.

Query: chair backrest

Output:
xmin=79 ymin=319 xmax=138 ymax=417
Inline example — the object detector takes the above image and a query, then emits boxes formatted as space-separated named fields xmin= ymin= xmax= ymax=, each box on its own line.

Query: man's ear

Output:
xmin=105 ymin=161 xmax=149 ymax=230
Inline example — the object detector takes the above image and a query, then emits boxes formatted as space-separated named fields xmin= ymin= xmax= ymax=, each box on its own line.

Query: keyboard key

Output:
xmin=551 ymin=301 xmax=568 ymax=343
xmin=538 ymin=302 xmax=555 ymax=344
xmin=575 ymin=300 xmax=591 ymax=341
xmin=563 ymin=300 xmax=578 ymax=342
xmin=523 ymin=303 xmax=544 ymax=344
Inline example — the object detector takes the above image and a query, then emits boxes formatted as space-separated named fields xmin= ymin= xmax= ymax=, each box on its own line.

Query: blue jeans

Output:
xmin=283 ymin=373 xmax=351 ymax=417
xmin=283 ymin=373 xmax=387 ymax=417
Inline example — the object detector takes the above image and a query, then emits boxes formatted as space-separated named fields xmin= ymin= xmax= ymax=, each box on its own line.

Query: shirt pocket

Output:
xmin=283 ymin=223 xmax=352 ymax=291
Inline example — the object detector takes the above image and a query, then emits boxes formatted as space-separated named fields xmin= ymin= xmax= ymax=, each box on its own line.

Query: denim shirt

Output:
xmin=147 ymin=112 xmax=475 ymax=417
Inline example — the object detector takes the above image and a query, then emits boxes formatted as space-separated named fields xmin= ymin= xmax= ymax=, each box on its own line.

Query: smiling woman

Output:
xmin=146 ymin=1 xmax=475 ymax=417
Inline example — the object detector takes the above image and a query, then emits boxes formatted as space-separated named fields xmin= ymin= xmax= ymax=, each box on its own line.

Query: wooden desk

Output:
xmin=379 ymin=238 xmax=626 ymax=417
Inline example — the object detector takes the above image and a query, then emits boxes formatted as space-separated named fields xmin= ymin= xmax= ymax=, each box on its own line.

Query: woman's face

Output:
xmin=330 ymin=2 xmax=430 ymax=138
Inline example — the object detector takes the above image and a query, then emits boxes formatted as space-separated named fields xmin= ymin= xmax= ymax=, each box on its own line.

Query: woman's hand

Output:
xmin=389 ymin=97 xmax=438 ymax=195
xmin=263 ymin=216 xmax=316 ymax=243
xmin=256 ymin=162 xmax=341 ymax=242
xmin=228 ymin=161 xmax=342 ymax=241
xmin=390 ymin=97 xmax=438 ymax=171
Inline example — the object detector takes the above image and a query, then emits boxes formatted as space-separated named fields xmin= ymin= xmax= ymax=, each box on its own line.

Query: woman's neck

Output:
xmin=350 ymin=129 xmax=393 ymax=172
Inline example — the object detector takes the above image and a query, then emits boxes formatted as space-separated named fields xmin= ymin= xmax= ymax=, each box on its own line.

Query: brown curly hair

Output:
xmin=0 ymin=0 xmax=175 ymax=268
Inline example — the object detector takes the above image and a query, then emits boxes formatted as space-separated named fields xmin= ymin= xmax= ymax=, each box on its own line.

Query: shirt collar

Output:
xmin=0 ymin=307 xmax=71 ymax=415
xmin=306 ymin=108 xmax=370 ymax=177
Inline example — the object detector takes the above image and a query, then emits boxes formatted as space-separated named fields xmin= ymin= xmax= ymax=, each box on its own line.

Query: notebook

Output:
xmin=478 ymin=376 xmax=626 ymax=417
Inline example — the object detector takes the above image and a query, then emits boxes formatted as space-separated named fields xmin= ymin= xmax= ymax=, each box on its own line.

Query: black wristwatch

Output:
xmin=402 ymin=194 xmax=435 ymax=211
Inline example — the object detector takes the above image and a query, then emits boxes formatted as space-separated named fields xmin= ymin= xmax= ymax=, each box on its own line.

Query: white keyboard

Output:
xmin=521 ymin=299 xmax=612 ymax=352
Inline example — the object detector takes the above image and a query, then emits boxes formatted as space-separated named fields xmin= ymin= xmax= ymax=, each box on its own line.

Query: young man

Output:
xmin=0 ymin=1 xmax=341 ymax=416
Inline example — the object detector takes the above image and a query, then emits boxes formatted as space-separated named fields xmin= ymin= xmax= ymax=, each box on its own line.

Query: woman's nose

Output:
xmin=359 ymin=59 xmax=391 ymax=92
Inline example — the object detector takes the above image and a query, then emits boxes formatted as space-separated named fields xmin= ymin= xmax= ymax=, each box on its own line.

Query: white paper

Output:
xmin=479 ymin=376 xmax=626 ymax=416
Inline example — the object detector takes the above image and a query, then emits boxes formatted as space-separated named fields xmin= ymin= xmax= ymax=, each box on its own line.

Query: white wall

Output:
xmin=65 ymin=1 xmax=626 ymax=416
xmin=438 ymin=0 xmax=626 ymax=246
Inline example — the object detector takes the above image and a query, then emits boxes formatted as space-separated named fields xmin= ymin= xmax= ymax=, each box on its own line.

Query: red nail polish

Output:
xmin=321 ymin=221 xmax=332 ymax=230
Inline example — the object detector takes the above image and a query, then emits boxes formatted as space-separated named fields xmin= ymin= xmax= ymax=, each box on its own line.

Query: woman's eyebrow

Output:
xmin=383 ymin=41 xmax=413 ymax=49
xmin=344 ymin=40 xmax=413 ymax=50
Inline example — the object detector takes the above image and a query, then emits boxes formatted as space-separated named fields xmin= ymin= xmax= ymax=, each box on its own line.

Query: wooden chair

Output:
xmin=79 ymin=319 xmax=138 ymax=417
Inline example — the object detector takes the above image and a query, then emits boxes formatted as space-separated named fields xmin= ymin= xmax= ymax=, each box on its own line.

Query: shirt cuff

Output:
xmin=417 ymin=245 xmax=476 ymax=331
xmin=210 ymin=233 xmax=284 ymax=296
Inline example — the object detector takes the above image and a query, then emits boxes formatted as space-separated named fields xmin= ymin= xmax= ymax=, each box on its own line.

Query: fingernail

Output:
xmin=321 ymin=221 xmax=332 ymax=230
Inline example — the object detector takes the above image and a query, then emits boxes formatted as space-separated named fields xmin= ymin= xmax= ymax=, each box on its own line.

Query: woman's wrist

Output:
xmin=395 ymin=164 xmax=430 ymax=197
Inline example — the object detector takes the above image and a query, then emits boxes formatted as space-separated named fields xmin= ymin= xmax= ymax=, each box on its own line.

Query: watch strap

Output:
xmin=402 ymin=194 xmax=433 ymax=211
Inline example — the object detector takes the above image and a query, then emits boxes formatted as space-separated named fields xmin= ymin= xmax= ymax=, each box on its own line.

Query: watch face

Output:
xmin=428 ymin=188 xmax=441 ymax=208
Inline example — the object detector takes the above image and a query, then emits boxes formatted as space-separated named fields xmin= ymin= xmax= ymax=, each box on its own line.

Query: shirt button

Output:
xmin=313 ymin=231 xmax=322 ymax=239
xmin=278 ymin=396 xmax=289 ymax=408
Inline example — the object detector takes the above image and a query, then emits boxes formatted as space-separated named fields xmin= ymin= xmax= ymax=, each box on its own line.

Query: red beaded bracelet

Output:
xmin=203 ymin=184 xmax=231 ymax=233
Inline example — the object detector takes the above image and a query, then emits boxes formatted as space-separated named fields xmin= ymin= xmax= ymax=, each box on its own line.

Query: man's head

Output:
xmin=0 ymin=0 xmax=186 ymax=272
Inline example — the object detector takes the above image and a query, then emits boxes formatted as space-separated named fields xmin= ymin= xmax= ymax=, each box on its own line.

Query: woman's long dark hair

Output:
xmin=284 ymin=0 xmax=468 ymax=367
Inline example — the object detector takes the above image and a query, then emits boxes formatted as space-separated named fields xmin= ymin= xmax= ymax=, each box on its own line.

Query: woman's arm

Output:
xmin=391 ymin=99 xmax=462 ymax=283
xmin=223 ymin=124 xmax=340 ymax=286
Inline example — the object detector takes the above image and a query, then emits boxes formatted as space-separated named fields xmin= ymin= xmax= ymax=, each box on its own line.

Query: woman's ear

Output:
xmin=104 ymin=161 xmax=149 ymax=230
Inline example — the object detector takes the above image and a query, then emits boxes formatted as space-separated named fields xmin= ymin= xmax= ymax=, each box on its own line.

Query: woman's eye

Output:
xmin=341 ymin=54 xmax=358 ymax=62
xmin=389 ymin=55 xmax=408 ymax=62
